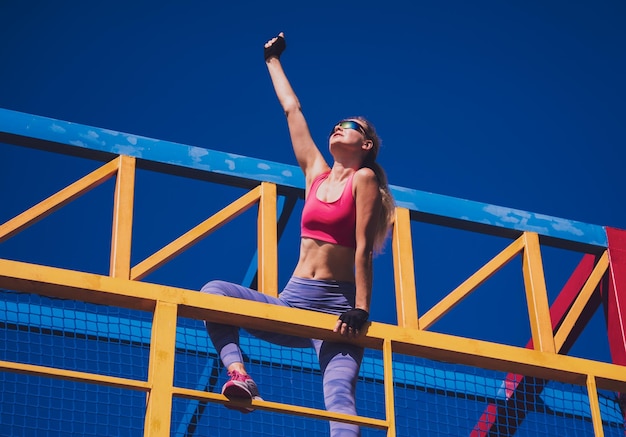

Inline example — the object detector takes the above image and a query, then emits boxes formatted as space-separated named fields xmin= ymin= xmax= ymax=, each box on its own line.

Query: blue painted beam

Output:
xmin=393 ymin=186 xmax=608 ymax=248
xmin=0 ymin=107 xmax=305 ymax=190
xmin=0 ymin=107 xmax=608 ymax=248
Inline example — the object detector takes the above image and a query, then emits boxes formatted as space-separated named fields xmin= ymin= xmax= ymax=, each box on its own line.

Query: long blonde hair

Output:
xmin=354 ymin=116 xmax=395 ymax=254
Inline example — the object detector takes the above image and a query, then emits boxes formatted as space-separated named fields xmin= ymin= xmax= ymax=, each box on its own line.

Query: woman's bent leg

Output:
xmin=200 ymin=280 xmax=310 ymax=366
xmin=200 ymin=280 xmax=283 ymax=366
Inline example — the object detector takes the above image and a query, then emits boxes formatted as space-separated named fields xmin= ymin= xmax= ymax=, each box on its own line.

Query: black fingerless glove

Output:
xmin=264 ymin=34 xmax=286 ymax=61
xmin=338 ymin=308 xmax=369 ymax=330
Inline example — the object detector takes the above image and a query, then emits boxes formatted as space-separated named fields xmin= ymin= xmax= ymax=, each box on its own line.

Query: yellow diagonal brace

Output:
xmin=392 ymin=207 xmax=419 ymax=329
xmin=0 ymin=157 xmax=120 ymax=243
xmin=554 ymin=252 xmax=609 ymax=351
xmin=144 ymin=300 xmax=178 ymax=437
xmin=522 ymin=232 xmax=555 ymax=353
xmin=131 ymin=186 xmax=261 ymax=280
xmin=110 ymin=155 xmax=136 ymax=279
xmin=420 ymin=235 xmax=525 ymax=331
xmin=257 ymin=182 xmax=278 ymax=296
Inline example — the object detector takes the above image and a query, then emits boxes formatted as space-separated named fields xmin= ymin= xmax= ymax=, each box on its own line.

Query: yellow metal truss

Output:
xmin=0 ymin=155 xmax=624 ymax=437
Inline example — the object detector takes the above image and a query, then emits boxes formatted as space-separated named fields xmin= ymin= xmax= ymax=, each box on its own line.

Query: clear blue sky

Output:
xmin=1 ymin=1 xmax=625 ymax=363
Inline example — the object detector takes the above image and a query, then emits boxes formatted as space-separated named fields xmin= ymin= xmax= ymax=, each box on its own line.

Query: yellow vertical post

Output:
xmin=586 ymin=375 xmax=605 ymax=437
xmin=521 ymin=232 xmax=555 ymax=353
xmin=258 ymin=182 xmax=278 ymax=296
xmin=383 ymin=339 xmax=396 ymax=437
xmin=110 ymin=155 xmax=136 ymax=279
xmin=144 ymin=300 xmax=178 ymax=437
xmin=391 ymin=207 xmax=419 ymax=329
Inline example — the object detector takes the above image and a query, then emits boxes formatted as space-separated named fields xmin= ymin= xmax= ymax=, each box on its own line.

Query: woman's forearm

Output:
xmin=265 ymin=51 xmax=325 ymax=177
xmin=354 ymin=250 xmax=373 ymax=313
xmin=265 ymin=58 xmax=301 ymax=115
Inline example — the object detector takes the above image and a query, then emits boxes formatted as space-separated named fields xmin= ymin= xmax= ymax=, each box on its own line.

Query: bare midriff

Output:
xmin=292 ymin=237 xmax=355 ymax=282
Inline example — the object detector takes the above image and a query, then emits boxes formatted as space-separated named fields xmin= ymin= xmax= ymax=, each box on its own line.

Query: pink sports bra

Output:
xmin=301 ymin=171 xmax=357 ymax=249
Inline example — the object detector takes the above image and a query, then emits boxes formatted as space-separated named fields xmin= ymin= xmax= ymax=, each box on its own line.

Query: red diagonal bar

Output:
xmin=605 ymin=227 xmax=626 ymax=365
xmin=471 ymin=253 xmax=602 ymax=436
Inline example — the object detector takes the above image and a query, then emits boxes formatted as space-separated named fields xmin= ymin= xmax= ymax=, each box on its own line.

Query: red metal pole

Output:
xmin=605 ymin=227 xmax=626 ymax=433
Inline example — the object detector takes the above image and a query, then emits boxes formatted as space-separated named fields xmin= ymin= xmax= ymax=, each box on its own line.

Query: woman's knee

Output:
xmin=200 ymin=280 xmax=231 ymax=296
xmin=318 ymin=342 xmax=363 ymax=372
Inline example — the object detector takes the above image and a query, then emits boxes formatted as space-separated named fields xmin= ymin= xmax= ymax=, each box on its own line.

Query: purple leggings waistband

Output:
xmin=279 ymin=276 xmax=356 ymax=316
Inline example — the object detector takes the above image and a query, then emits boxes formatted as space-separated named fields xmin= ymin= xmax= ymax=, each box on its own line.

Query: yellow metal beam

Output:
xmin=257 ymin=182 xmax=278 ymax=296
xmin=0 ymin=359 xmax=150 ymax=391
xmin=586 ymin=375 xmax=605 ymax=437
xmin=110 ymin=155 xmax=136 ymax=279
xmin=0 ymin=157 xmax=120 ymax=243
xmin=2 ymin=258 xmax=625 ymax=394
xmin=554 ymin=251 xmax=609 ymax=351
xmin=0 ymin=258 xmax=157 ymax=311
xmin=130 ymin=185 xmax=262 ymax=280
xmin=391 ymin=207 xmax=419 ymax=329
xmin=521 ymin=232 xmax=556 ymax=353
xmin=419 ymin=234 xmax=525 ymax=330
xmin=172 ymin=386 xmax=388 ymax=430
xmin=144 ymin=301 xmax=178 ymax=437
xmin=383 ymin=339 xmax=396 ymax=437
xmin=381 ymin=323 xmax=626 ymax=393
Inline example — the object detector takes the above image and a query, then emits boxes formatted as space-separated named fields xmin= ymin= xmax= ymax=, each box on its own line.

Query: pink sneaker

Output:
xmin=221 ymin=370 xmax=263 ymax=413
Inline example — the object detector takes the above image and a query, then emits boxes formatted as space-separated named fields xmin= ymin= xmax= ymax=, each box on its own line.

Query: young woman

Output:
xmin=200 ymin=32 xmax=395 ymax=437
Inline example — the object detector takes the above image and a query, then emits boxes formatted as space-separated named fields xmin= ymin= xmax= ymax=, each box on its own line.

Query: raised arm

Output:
xmin=264 ymin=33 xmax=329 ymax=185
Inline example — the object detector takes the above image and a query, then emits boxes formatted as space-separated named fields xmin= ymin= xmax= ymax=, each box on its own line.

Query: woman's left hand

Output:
xmin=334 ymin=308 xmax=369 ymax=338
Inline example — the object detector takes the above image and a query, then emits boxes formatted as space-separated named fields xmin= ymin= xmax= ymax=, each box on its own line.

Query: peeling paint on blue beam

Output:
xmin=0 ymin=108 xmax=608 ymax=249
xmin=0 ymin=108 xmax=304 ymax=190
xmin=392 ymin=185 xmax=607 ymax=249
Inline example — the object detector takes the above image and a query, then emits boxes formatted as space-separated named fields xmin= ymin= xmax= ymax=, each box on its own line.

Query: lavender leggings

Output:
xmin=201 ymin=276 xmax=363 ymax=437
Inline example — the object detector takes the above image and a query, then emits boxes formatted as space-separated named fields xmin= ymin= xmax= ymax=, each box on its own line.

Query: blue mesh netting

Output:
xmin=1 ymin=290 xmax=624 ymax=437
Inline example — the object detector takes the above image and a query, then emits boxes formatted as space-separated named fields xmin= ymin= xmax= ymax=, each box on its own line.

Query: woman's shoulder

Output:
xmin=353 ymin=167 xmax=378 ymax=185
xmin=351 ymin=168 xmax=380 ymax=200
